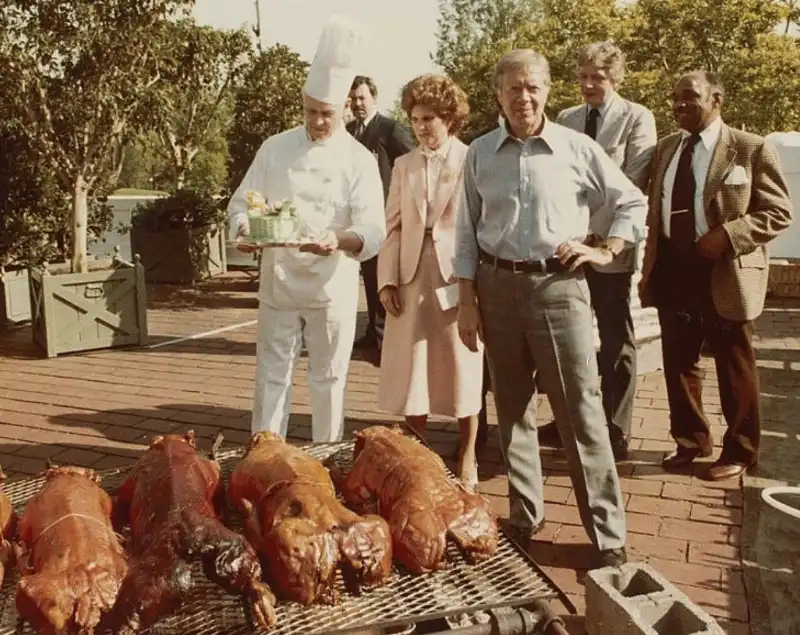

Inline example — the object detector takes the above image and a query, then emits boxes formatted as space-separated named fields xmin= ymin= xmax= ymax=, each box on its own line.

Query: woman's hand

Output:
xmin=379 ymin=285 xmax=402 ymax=317
xmin=457 ymin=302 xmax=483 ymax=352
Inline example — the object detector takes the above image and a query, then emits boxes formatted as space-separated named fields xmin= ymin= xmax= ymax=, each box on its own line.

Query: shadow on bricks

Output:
xmin=1 ymin=405 xmax=506 ymax=486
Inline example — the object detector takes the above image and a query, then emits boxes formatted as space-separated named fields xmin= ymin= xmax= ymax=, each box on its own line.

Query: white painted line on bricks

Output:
xmin=762 ymin=486 xmax=800 ymax=520
xmin=147 ymin=320 xmax=258 ymax=349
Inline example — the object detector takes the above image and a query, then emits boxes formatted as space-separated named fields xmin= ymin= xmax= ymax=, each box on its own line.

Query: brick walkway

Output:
xmin=1 ymin=271 xmax=791 ymax=635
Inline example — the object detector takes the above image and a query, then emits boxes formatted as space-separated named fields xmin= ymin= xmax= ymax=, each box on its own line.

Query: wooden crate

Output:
xmin=131 ymin=224 xmax=227 ymax=284
xmin=0 ymin=268 xmax=32 ymax=327
xmin=29 ymin=256 xmax=148 ymax=357
xmin=768 ymin=260 xmax=800 ymax=298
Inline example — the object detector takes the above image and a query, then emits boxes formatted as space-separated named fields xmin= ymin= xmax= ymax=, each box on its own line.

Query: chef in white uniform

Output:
xmin=228 ymin=15 xmax=386 ymax=442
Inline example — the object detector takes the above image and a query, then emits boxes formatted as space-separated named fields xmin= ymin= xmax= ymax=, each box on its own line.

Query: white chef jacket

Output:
xmin=228 ymin=125 xmax=386 ymax=310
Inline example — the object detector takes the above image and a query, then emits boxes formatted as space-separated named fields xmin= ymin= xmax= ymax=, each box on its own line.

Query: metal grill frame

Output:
xmin=0 ymin=437 xmax=574 ymax=635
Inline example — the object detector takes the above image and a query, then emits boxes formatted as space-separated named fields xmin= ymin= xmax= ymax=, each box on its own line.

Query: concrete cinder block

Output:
xmin=585 ymin=562 xmax=724 ymax=635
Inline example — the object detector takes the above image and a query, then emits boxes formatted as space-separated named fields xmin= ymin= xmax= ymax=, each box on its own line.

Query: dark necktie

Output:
xmin=669 ymin=133 xmax=702 ymax=248
xmin=585 ymin=107 xmax=600 ymax=140
xmin=354 ymin=121 xmax=365 ymax=141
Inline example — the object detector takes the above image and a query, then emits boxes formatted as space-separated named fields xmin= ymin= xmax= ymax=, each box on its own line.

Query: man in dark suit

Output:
xmin=347 ymin=75 xmax=415 ymax=352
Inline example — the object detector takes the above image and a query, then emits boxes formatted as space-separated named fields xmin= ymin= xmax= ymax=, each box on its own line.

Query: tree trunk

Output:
xmin=253 ymin=0 xmax=263 ymax=52
xmin=72 ymin=174 xmax=90 ymax=273
xmin=173 ymin=145 xmax=198 ymax=191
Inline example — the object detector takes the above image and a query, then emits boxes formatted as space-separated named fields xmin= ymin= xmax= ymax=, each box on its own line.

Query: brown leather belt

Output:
xmin=479 ymin=248 xmax=569 ymax=274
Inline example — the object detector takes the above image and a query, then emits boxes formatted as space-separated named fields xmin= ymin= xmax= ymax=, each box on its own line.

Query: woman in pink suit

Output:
xmin=376 ymin=74 xmax=483 ymax=491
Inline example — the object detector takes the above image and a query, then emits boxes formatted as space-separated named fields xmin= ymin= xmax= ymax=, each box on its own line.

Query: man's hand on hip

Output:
xmin=556 ymin=239 xmax=614 ymax=270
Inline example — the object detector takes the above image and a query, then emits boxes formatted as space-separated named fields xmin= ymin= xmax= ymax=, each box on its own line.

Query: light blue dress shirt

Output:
xmin=453 ymin=119 xmax=647 ymax=280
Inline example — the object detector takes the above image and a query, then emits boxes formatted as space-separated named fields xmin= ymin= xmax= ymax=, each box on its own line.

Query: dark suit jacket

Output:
xmin=347 ymin=113 xmax=416 ymax=200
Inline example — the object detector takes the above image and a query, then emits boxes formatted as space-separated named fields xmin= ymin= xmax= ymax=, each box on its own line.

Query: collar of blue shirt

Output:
xmin=495 ymin=116 xmax=560 ymax=153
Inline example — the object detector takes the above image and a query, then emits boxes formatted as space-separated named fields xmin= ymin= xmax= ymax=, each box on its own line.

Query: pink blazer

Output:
xmin=377 ymin=138 xmax=468 ymax=290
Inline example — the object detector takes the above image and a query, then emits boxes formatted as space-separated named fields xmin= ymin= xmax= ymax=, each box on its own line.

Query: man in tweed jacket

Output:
xmin=638 ymin=70 xmax=793 ymax=481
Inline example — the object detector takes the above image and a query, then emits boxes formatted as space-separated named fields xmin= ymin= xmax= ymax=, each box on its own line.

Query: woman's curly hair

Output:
xmin=401 ymin=74 xmax=470 ymax=135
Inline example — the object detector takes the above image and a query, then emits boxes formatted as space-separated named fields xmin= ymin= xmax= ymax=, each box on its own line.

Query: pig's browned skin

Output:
xmin=112 ymin=431 xmax=276 ymax=634
xmin=14 ymin=466 xmax=127 ymax=635
xmin=228 ymin=432 xmax=392 ymax=605
xmin=339 ymin=426 xmax=499 ymax=573
xmin=0 ymin=466 xmax=15 ymax=591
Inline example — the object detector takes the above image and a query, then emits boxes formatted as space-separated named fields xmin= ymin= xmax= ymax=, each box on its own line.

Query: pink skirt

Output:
xmin=377 ymin=236 xmax=483 ymax=418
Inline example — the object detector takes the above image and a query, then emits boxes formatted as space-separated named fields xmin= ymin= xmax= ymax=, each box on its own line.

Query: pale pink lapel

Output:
xmin=406 ymin=149 xmax=427 ymax=222
xmin=428 ymin=140 xmax=467 ymax=225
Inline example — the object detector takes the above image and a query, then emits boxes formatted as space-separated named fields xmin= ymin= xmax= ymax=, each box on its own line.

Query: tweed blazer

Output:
xmin=638 ymin=122 xmax=793 ymax=321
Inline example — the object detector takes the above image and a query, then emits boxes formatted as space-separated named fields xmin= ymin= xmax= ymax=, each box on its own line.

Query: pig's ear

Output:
xmin=184 ymin=430 xmax=197 ymax=447
xmin=150 ymin=435 xmax=165 ymax=448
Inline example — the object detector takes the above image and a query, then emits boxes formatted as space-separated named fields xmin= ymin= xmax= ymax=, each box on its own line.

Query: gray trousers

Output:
xmin=585 ymin=267 xmax=637 ymax=441
xmin=476 ymin=264 xmax=626 ymax=551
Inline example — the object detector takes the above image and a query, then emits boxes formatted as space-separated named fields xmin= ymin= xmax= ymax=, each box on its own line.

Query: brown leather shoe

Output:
xmin=704 ymin=460 xmax=754 ymax=482
xmin=662 ymin=447 xmax=712 ymax=470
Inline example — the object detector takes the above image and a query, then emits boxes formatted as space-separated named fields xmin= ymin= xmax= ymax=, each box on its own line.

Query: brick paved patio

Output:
xmin=1 ymin=271 xmax=796 ymax=634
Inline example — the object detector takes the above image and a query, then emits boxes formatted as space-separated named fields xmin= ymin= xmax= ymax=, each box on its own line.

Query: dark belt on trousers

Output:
xmin=478 ymin=248 xmax=569 ymax=274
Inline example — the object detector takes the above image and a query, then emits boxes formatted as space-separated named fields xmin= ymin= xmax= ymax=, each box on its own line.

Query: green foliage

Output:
xmin=0 ymin=122 xmax=68 ymax=268
xmin=130 ymin=188 xmax=226 ymax=233
xmin=141 ymin=20 xmax=251 ymax=191
xmin=182 ymin=123 xmax=231 ymax=193
xmin=435 ymin=0 xmax=543 ymax=140
xmin=434 ymin=0 xmax=800 ymax=140
xmin=0 ymin=114 xmax=116 ymax=269
xmin=227 ymin=44 xmax=309 ymax=189
xmin=389 ymin=98 xmax=410 ymax=125
xmin=616 ymin=0 xmax=799 ymax=134
xmin=0 ymin=0 xmax=195 ymax=272
xmin=116 ymin=134 xmax=162 ymax=192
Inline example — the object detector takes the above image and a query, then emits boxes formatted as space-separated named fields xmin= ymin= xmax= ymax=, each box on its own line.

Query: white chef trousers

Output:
xmin=251 ymin=300 xmax=357 ymax=442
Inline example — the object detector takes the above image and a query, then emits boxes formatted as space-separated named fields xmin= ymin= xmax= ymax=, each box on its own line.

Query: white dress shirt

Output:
xmin=228 ymin=126 xmax=386 ymax=310
xmin=421 ymin=137 xmax=451 ymax=219
xmin=660 ymin=117 xmax=722 ymax=239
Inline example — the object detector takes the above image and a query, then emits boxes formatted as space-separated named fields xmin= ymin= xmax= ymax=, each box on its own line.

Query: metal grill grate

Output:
xmin=0 ymin=440 xmax=561 ymax=634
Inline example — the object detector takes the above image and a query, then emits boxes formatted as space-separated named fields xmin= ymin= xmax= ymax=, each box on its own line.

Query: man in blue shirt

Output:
xmin=454 ymin=48 xmax=648 ymax=568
